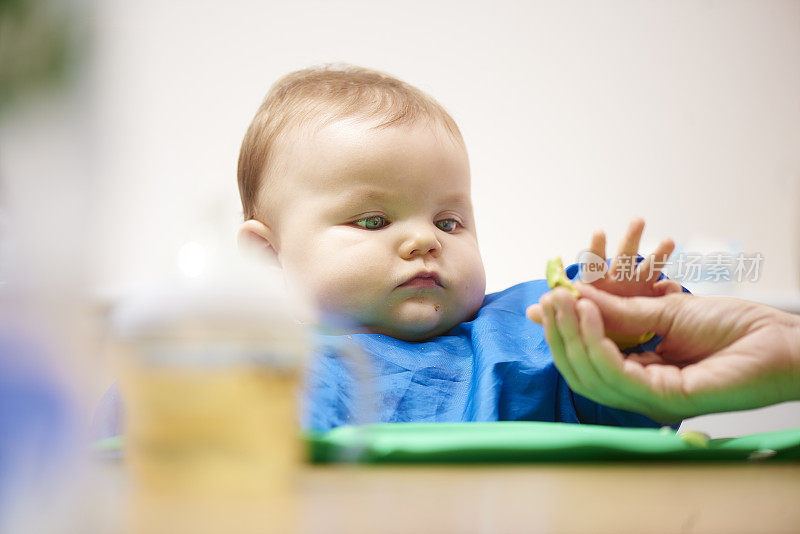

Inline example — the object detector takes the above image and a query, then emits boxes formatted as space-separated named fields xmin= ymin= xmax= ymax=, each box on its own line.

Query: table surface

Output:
xmin=89 ymin=460 xmax=800 ymax=534
xmin=299 ymin=463 xmax=800 ymax=534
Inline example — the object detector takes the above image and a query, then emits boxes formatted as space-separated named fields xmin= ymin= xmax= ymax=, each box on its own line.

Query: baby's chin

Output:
xmin=366 ymin=301 xmax=460 ymax=341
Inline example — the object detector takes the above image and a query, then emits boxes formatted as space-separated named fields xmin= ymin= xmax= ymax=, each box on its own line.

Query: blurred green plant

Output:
xmin=0 ymin=0 xmax=82 ymax=115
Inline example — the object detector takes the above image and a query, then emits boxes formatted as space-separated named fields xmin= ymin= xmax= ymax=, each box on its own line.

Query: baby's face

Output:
xmin=267 ymin=119 xmax=486 ymax=341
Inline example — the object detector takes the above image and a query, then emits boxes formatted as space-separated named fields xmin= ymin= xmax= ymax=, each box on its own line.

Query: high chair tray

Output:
xmin=305 ymin=421 xmax=800 ymax=463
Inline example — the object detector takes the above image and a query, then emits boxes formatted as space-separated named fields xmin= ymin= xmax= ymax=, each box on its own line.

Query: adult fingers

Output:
xmin=574 ymin=281 xmax=681 ymax=336
xmin=551 ymin=288 xmax=605 ymax=392
xmin=526 ymin=303 xmax=543 ymax=324
xmin=576 ymin=298 xmax=685 ymax=422
xmin=626 ymin=352 xmax=671 ymax=366
xmin=572 ymin=297 xmax=682 ymax=422
xmin=541 ymin=293 xmax=582 ymax=390
xmin=652 ymin=278 xmax=683 ymax=296
xmin=575 ymin=298 xmax=624 ymax=379
xmin=573 ymin=298 xmax=644 ymax=411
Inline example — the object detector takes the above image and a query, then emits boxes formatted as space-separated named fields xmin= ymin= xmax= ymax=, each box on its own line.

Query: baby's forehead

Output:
xmin=289 ymin=114 xmax=462 ymax=152
xmin=302 ymin=121 xmax=467 ymax=182
xmin=257 ymin=116 xmax=470 ymax=226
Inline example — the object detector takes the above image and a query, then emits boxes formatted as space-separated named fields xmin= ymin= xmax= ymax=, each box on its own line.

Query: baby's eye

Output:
xmin=435 ymin=218 xmax=460 ymax=232
xmin=354 ymin=215 xmax=389 ymax=230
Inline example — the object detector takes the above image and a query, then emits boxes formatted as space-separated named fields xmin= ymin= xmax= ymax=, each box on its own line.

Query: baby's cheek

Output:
xmin=453 ymin=251 xmax=486 ymax=295
xmin=311 ymin=262 xmax=381 ymax=315
xmin=468 ymin=269 xmax=487 ymax=303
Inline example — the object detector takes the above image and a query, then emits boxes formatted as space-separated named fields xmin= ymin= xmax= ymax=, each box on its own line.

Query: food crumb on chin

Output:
xmin=434 ymin=305 xmax=440 ymax=311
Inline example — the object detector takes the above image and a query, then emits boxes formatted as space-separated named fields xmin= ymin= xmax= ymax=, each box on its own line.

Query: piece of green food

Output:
xmin=546 ymin=257 xmax=580 ymax=297
xmin=678 ymin=430 xmax=710 ymax=448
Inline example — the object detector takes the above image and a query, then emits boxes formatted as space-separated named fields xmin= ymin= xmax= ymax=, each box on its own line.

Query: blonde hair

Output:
xmin=236 ymin=64 xmax=464 ymax=221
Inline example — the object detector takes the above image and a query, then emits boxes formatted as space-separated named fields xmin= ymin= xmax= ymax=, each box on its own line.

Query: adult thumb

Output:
xmin=574 ymin=281 xmax=682 ymax=336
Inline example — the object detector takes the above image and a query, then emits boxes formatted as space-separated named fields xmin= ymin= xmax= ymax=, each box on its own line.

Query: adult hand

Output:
xmin=527 ymin=283 xmax=800 ymax=423
xmin=530 ymin=217 xmax=682 ymax=349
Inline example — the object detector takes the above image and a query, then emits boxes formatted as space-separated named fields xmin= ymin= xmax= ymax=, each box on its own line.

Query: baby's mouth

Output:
xmin=398 ymin=271 xmax=443 ymax=289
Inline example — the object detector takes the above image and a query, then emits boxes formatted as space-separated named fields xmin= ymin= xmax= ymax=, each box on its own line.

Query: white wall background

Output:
xmin=88 ymin=0 xmax=800 ymax=299
xmin=3 ymin=0 xmax=799 ymax=436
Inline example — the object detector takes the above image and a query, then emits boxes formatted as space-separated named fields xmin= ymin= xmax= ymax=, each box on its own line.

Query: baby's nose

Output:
xmin=399 ymin=226 xmax=442 ymax=259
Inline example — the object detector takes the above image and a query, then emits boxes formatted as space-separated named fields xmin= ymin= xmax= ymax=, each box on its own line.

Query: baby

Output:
xmin=237 ymin=64 xmax=682 ymax=432
xmin=237 ymin=66 xmax=484 ymax=342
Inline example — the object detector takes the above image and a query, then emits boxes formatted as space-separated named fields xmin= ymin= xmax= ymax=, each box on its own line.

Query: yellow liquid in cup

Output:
xmin=120 ymin=350 xmax=301 ymax=533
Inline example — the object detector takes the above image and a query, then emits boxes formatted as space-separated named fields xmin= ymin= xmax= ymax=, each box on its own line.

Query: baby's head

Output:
xmin=237 ymin=64 xmax=486 ymax=341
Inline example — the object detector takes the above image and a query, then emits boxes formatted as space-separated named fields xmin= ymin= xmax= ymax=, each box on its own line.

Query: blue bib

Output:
xmin=303 ymin=269 xmax=672 ymax=432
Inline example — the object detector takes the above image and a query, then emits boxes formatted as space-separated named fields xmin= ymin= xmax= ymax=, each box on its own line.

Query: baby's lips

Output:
xmin=398 ymin=270 xmax=443 ymax=287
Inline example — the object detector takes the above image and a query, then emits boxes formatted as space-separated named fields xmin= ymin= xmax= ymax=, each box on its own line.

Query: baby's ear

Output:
xmin=237 ymin=219 xmax=280 ymax=267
